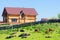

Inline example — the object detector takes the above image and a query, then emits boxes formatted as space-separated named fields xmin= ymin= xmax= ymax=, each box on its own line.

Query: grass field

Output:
xmin=0 ymin=23 xmax=60 ymax=40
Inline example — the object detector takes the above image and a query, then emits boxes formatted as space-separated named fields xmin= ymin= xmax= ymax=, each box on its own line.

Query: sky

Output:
xmin=0 ymin=0 xmax=60 ymax=21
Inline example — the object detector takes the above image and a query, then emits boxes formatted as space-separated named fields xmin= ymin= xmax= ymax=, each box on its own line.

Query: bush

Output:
xmin=20 ymin=29 xmax=24 ymax=32
xmin=34 ymin=28 xmax=40 ymax=32
xmin=6 ymin=35 xmax=14 ymax=39
xmin=18 ymin=33 xmax=30 ymax=38
xmin=49 ymin=28 xmax=54 ymax=32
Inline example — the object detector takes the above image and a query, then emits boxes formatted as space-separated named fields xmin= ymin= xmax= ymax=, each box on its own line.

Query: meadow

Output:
xmin=0 ymin=23 xmax=60 ymax=40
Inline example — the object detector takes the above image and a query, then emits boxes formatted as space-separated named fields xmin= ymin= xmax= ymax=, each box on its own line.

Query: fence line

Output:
xmin=0 ymin=20 xmax=60 ymax=30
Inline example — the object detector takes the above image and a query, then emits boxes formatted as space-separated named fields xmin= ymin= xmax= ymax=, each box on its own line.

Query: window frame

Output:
xmin=20 ymin=10 xmax=25 ymax=19
xmin=11 ymin=18 xmax=17 ymax=22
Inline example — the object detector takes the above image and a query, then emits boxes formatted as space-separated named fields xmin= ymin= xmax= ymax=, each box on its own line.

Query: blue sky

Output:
xmin=0 ymin=0 xmax=60 ymax=21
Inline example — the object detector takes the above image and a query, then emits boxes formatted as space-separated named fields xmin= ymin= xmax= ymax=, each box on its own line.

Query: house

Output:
xmin=41 ymin=18 xmax=48 ymax=21
xmin=2 ymin=7 xmax=38 ymax=24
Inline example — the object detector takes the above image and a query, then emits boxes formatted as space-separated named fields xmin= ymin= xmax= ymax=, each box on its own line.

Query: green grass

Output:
xmin=0 ymin=23 xmax=60 ymax=40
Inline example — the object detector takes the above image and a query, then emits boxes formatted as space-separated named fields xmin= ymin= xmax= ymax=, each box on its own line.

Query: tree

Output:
xmin=58 ymin=13 xmax=60 ymax=19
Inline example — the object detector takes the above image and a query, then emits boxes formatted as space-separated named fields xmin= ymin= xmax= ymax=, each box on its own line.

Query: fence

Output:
xmin=0 ymin=19 xmax=60 ymax=30
xmin=0 ymin=21 xmax=44 ymax=30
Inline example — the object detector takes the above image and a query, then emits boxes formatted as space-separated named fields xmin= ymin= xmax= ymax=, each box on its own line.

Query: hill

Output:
xmin=0 ymin=23 xmax=60 ymax=40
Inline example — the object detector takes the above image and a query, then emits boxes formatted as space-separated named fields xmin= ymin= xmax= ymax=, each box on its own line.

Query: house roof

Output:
xmin=3 ymin=7 xmax=38 ymax=16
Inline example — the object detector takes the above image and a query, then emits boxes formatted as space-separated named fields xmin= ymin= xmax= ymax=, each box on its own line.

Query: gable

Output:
xmin=2 ymin=8 xmax=7 ymax=17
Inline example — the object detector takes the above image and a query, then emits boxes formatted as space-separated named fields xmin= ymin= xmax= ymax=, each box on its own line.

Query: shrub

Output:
xmin=49 ymin=28 xmax=54 ymax=32
xmin=18 ymin=33 xmax=30 ymax=38
xmin=20 ymin=29 xmax=24 ymax=32
xmin=6 ymin=35 xmax=14 ymax=39
xmin=34 ymin=28 xmax=40 ymax=32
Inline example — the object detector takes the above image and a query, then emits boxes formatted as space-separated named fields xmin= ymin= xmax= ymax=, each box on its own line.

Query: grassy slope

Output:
xmin=0 ymin=23 xmax=60 ymax=40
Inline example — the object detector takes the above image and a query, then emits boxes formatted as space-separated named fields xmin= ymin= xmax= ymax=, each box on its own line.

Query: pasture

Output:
xmin=0 ymin=23 xmax=60 ymax=40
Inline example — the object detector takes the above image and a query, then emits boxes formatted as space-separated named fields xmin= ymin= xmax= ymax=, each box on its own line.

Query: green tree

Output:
xmin=58 ymin=13 xmax=60 ymax=19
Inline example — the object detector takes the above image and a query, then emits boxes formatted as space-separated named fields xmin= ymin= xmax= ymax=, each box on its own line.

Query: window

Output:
xmin=21 ymin=13 xmax=24 ymax=18
xmin=20 ymin=10 xmax=25 ymax=19
xmin=11 ymin=18 xmax=17 ymax=22
xmin=3 ymin=17 xmax=7 ymax=22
